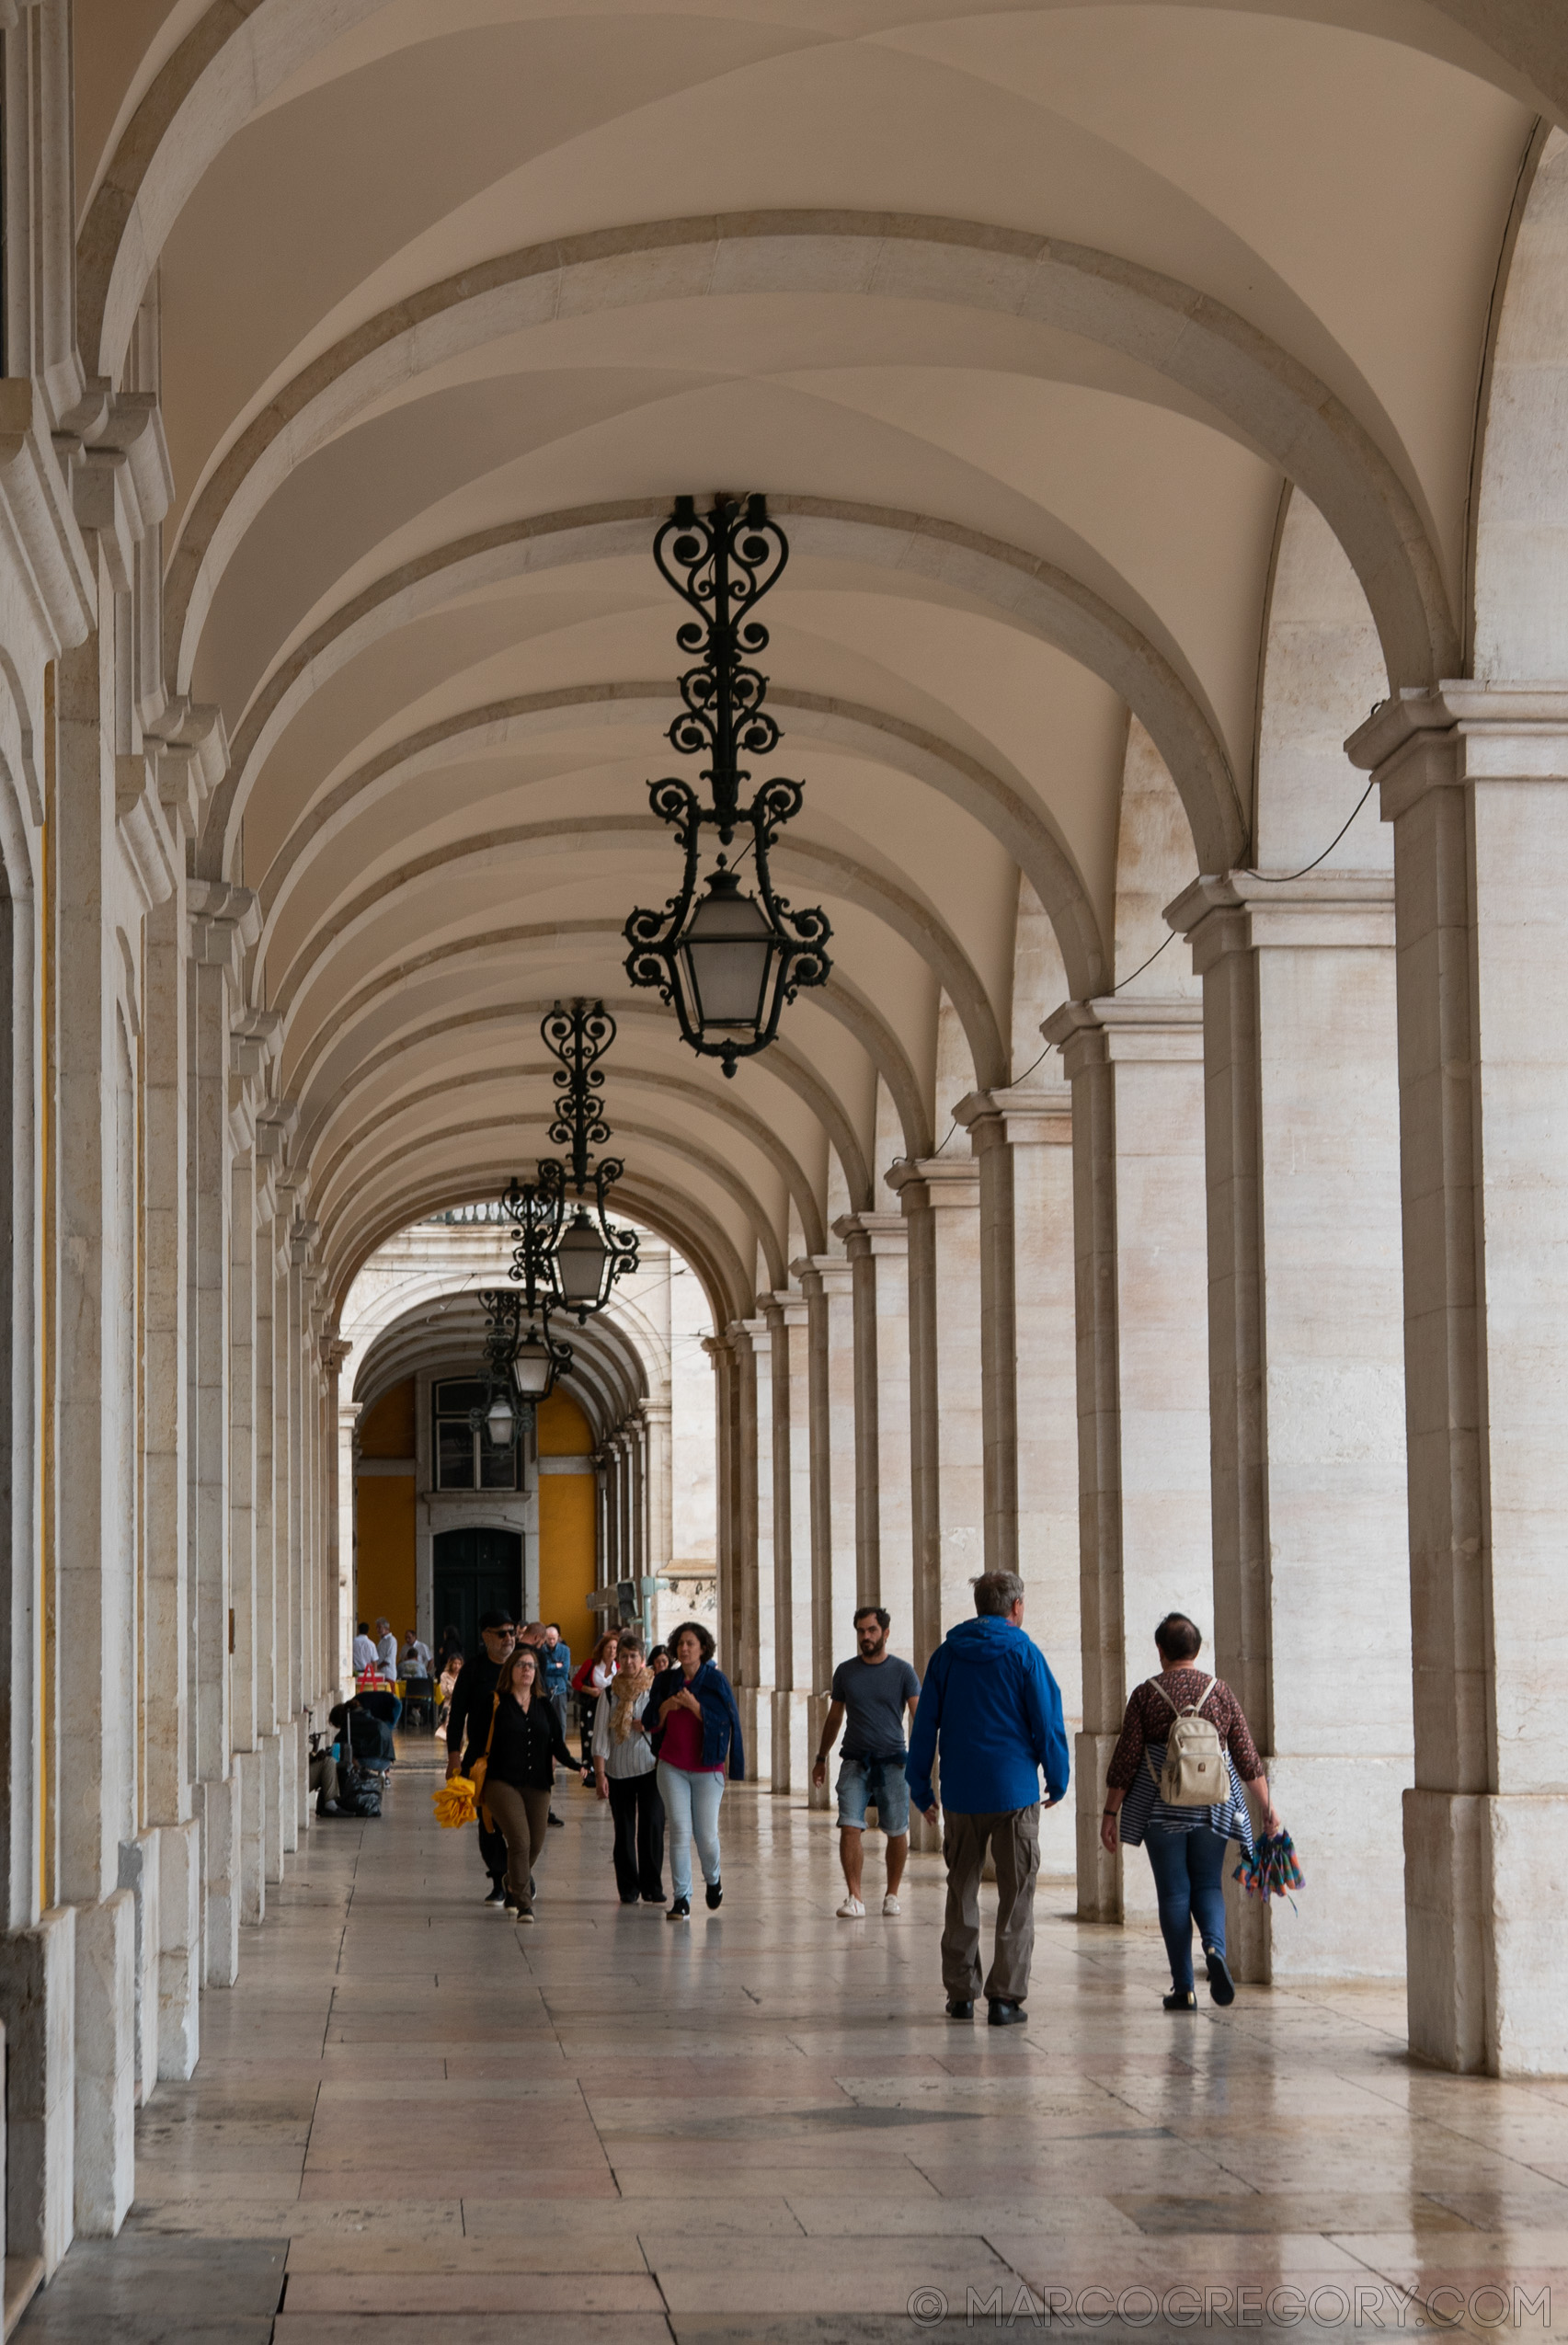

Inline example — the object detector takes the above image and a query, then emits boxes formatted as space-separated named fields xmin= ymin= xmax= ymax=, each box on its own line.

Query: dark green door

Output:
xmin=432 ymin=1527 xmax=522 ymax=1664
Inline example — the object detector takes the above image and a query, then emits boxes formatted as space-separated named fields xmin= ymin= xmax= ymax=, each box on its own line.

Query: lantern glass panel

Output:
xmin=680 ymin=874 xmax=774 ymax=1029
xmin=485 ymin=1393 xmax=516 ymax=1447
xmin=509 ymin=1333 xmax=555 ymax=1400
xmin=555 ymin=1208 xmax=610 ymax=1306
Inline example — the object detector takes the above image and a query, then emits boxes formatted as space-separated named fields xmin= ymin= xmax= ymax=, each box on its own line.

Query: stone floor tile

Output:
xmin=16 ymin=1763 xmax=1568 ymax=2336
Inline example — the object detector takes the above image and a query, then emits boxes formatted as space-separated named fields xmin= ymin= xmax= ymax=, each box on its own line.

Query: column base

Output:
xmin=115 ymin=1831 xmax=162 ymax=2106
xmin=1404 ymin=1787 xmax=1486 ymax=2073
xmin=1074 ymin=1733 xmax=1122 ymax=1923
xmin=156 ymin=1819 xmax=200 ymax=2082
xmin=737 ymin=1688 xmax=773 ymax=1789
xmin=235 ymin=1751 xmax=265 ymax=1927
xmin=73 ymin=1891 xmax=135 ymax=2238
xmin=261 ymin=1734 xmax=285 ymax=1884
xmin=806 ymin=1694 xmax=831 ymax=1812
xmin=1251 ymin=1755 xmax=1407 ymax=1983
xmin=281 ymin=1716 xmax=303 ymax=1853
xmin=0 ymin=1907 xmax=75 ymax=2277
xmin=197 ymin=1779 xmax=239 ymax=1989
xmin=1485 ymin=1791 xmax=1568 ymax=2077
xmin=770 ymin=1691 xmax=811 ymax=1796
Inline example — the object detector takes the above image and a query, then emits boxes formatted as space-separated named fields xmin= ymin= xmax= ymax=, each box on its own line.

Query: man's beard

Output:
xmin=859 ymin=1639 xmax=887 ymax=1659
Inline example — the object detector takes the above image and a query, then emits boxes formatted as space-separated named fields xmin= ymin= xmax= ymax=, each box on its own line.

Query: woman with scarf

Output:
xmin=590 ymin=1632 xmax=666 ymax=1905
xmin=649 ymin=1620 xmax=745 ymax=1919
xmin=480 ymin=1642 xmax=575 ymax=1924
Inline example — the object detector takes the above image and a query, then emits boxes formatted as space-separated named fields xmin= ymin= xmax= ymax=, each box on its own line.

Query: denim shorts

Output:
xmin=836 ymin=1755 xmax=910 ymax=1836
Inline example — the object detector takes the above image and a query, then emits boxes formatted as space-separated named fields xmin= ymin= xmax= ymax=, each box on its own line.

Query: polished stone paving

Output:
xmin=18 ymin=1744 xmax=1568 ymax=2341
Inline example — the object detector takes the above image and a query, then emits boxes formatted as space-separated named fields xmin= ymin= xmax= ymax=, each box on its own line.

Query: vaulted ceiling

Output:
xmin=76 ymin=0 xmax=1550 ymax=1327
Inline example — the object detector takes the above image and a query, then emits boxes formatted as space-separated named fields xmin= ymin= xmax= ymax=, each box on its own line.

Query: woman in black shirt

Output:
xmin=481 ymin=1644 xmax=574 ymax=1923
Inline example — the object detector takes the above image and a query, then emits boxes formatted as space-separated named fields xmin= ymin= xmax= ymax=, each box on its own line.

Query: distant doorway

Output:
xmin=432 ymin=1527 xmax=523 ymax=1664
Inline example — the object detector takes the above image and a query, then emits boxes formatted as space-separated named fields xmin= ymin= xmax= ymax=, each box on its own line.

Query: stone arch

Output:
xmin=254 ymin=684 xmax=1108 ymax=1001
xmin=267 ymin=814 xmax=1007 ymax=1100
xmin=164 ymin=217 xmax=1455 ymax=755
xmin=299 ymin=1038 xmax=828 ymax=1265
xmin=1472 ymin=126 xmax=1568 ymax=679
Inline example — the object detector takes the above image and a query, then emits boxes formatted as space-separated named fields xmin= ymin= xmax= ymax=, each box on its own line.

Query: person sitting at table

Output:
xmin=401 ymin=1630 xmax=432 ymax=1681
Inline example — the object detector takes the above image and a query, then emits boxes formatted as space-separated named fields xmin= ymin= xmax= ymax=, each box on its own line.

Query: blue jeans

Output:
xmin=657 ymin=1761 xmax=725 ymax=1901
xmin=1144 ymin=1824 xmax=1228 ymax=1992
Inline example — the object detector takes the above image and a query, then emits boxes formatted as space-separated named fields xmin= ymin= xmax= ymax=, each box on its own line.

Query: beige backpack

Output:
xmin=1146 ymin=1675 xmax=1225 ymax=1806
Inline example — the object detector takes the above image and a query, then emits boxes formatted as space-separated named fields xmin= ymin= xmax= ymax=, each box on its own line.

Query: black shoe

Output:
xmin=547 ymin=1811 xmax=564 ymax=1828
xmin=484 ymin=1884 xmax=506 ymax=1906
xmin=705 ymin=1880 xmax=723 ymax=1910
xmin=987 ymin=2000 xmax=1027 ymax=2028
xmin=619 ymin=1896 xmax=640 ymax=1906
xmin=504 ymin=1894 xmax=520 ymax=1915
xmin=667 ymin=1896 xmax=691 ymax=1920
xmin=315 ymin=1800 xmax=341 ymax=1816
xmin=1205 ymin=1946 xmax=1235 ymax=2007
xmin=643 ymin=1894 xmax=667 ymax=1905
xmin=1163 ymin=1988 xmax=1197 ymax=2011
xmin=945 ymin=1998 xmax=974 ymax=2019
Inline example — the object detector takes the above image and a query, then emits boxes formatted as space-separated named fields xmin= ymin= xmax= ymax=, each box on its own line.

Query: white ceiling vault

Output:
xmin=75 ymin=0 xmax=1551 ymax=1332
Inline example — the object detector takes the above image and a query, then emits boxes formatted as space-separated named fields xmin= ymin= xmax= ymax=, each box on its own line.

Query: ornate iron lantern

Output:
xmin=533 ymin=1000 xmax=640 ymax=1320
xmin=624 ymin=495 xmax=831 ymax=1076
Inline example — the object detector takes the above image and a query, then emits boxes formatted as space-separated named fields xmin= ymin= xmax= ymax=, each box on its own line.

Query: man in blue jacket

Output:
xmin=906 ymin=1570 xmax=1070 ymax=2028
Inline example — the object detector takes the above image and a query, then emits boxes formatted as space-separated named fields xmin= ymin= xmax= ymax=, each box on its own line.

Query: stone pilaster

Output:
xmin=762 ymin=1294 xmax=812 ymax=1793
xmin=791 ymin=1256 xmax=856 ymax=1807
xmin=1042 ymin=998 xmax=1210 ymax=1925
xmin=1168 ymin=872 xmax=1409 ymax=1984
xmin=833 ymin=1214 xmax=912 ymax=1638
xmin=1349 ymin=685 xmax=1568 ymax=2075
xmin=884 ymin=1160 xmax=984 ymax=1651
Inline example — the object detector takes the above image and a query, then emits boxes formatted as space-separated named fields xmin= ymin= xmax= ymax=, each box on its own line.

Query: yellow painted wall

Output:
xmin=537 ymin=1391 xmax=596 ymax=1666
xmin=355 ymin=1378 xmax=417 ymax=1641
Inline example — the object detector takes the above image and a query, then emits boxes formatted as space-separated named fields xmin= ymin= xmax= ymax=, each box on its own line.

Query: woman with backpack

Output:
xmin=1099 ymin=1613 xmax=1280 ymax=2011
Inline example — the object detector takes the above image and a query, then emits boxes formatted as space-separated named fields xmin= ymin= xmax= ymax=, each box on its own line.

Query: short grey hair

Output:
xmin=972 ymin=1572 xmax=1024 ymax=1618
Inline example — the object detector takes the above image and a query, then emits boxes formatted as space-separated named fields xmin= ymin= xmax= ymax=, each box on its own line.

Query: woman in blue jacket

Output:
xmin=649 ymin=1620 xmax=745 ymax=1918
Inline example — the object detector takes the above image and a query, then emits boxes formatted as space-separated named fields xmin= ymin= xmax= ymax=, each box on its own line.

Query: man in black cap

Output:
xmin=444 ymin=1609 xmax=517 ymax=1905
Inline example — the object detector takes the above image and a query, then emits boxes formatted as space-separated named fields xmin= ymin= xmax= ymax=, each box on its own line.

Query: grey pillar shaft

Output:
xmin=895 ymin=1179 xmax=942 ymax=1676
xmin=228 ymin=1151 xmax=258 ymax=1756
xmin=955 ymin=1100 xmax=1019 ymax=1577
xmin=141 ymin=892 xmax=189 ymax=1829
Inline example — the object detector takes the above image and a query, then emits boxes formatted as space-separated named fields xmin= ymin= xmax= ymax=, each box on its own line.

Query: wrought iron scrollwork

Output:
xmin=624 ymin=495 xmax=832 ymax=1076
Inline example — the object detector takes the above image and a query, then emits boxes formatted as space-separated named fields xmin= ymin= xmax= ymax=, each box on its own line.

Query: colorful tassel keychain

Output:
xmin=1233 ymin=1829 xmax=1304 ymax=1912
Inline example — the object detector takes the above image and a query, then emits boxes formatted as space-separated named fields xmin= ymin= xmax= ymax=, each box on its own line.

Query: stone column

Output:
xmin=953 ymin=1091 xmax=1079 ymax=1720
xmin=792 ymin=1257 xmax=856 ymax=1806
xmin=639 ymin=1396 xmax=671 ymax=1632
xmin=884 ymin=1161 xmax=984 ymax=1653
xmin=1346 ymin=686 xmax=1568 ymax=2075
xmin=703 ymin=1337 xmax=740 ymax=1670
xmin=763 ymin=1294 xmax=812 ymax=1793
xmin=1042 ymin=999 xmax=1210 ymax=1925
xmin=53 ymin=608 xmax=137 ymax=2231
xmin=186 ymin=883 xmax=258 ymax=1988
xmin=734 ymin=1318 xmax=774 ymax=1784
xmin=139 ymin=890 xmax=200 ymax=2081
xmin=251 ymin=1135 xmax=283 ymax=1882
xmin=1167 ymin=874 xmax=1409 ymax=1984
xmin=832 ymin=1215 xmax=911 ymax=1634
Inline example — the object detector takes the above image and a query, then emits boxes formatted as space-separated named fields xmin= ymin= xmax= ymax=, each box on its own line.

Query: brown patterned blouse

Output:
xmin=1105 ymin=1668 xmax=1265 ymax=1792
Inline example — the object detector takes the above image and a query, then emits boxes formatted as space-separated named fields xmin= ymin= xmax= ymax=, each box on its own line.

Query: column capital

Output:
xmin=953 ymin=1088 xmax=1071 ymax=1150
xmin=833 ymin=1210 xmax=909 ymax=1259
xmin=790 ymin=1253 xmax=854 ymax=1296
xmin=1041 ymin=994 xmax=1203 ymax=1076
xmin=322 ymin=1337 xmax=352 ymax=1376
xmin=1348 ymin=681 xmax=1568 ymax=814
xmin=1164 ymin=871 xmax=1394 ymax=967
xmin=884 ymin=1154 xmax=979 ymax=1214
xmin=761 ymin=1290 xmax=808 ymax=1330
xmin=738 ymin=1314 xmax=773 ymax=1353
xmin=187 ymin=880 xmax=260 ymax=976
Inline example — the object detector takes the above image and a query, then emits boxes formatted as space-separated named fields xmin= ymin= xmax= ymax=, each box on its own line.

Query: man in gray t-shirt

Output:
xmin=813 ymin=1607 xmax=921 ymax=1919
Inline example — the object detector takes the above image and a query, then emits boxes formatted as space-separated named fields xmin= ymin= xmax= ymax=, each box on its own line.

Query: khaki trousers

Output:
xmin=484 ymin=1781 xmax=551 ymax=1911
xmin=941 ymin=1804 xmax=1041 ymax=2004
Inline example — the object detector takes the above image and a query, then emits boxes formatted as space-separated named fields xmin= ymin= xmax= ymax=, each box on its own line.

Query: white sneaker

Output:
xmin=883 ymin=1893 xmax=901 ymax=1916
xmin=836 ymin=1894 xmax=866 ymax=1918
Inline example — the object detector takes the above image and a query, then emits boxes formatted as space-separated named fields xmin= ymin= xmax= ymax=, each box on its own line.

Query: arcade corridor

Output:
xmin=17 ymin=1749 xmax=1568 ymax=2342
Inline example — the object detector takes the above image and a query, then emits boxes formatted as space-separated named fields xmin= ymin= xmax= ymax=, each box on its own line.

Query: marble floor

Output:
xmin=17 ymin=1744 xmax=1568 ymax=2343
